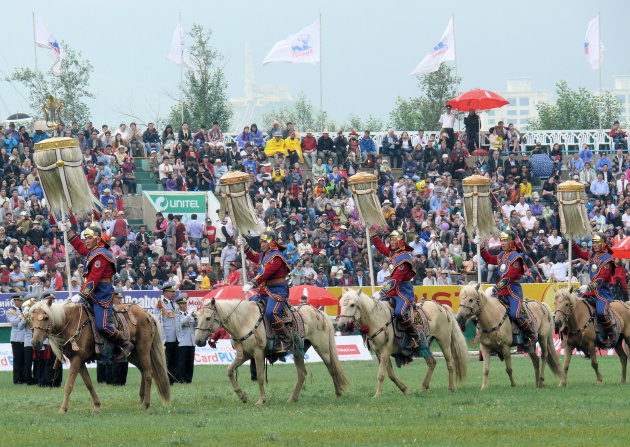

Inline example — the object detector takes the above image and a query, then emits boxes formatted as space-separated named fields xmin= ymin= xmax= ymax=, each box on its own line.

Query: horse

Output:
xmin=456 ymin=284 xmax=563 ymax=389
xmin=553 ymin=287 xmax=630 ymax=386
xmin=194 ymin=298 xmax=350 ymax=406
xmin=29 ymin=297 xmax=170 ymax=413
xmin=336 ymin=288 xmax=468 ymax=396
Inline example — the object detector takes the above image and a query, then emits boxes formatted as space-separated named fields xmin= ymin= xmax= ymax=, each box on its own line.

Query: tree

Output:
xmin=529 ymin=80 xmax=621 ymax=130
xmin=390 ymin=64 xmax=461 ymax=130
xmin=342 ymin=113 xmax=385 ymax=132
xmin=261 ymin=93 xmax=336 ymax=133
xmin=168 ymin=24 xmax=233 ymax=130
xmin=8 ymin=43 xmax=94 ymax=125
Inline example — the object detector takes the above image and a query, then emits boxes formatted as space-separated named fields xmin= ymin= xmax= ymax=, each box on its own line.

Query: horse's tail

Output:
xmin=541 ymin=303 xmax=563 ymax=380
xmin=149 ymin=313 xmax=171 ymax=405
xmin=323 ymin=313 xmax=350 ymax=394
xmin=448 ymin=309 xmax=468 ymax=385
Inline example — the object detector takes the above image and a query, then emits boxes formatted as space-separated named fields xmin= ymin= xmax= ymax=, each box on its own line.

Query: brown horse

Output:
xmin=456 ymin=284 xmax=563 ymax=390
xmin=337 ymin=289 xmax=468 ymax=396
xmin=194 ymin=298 xmax=350 ymax=406
xmin=553 ymin=287 xmax=630 ymax=386
xmin=29 ymin=298 xmax=170 ymax=413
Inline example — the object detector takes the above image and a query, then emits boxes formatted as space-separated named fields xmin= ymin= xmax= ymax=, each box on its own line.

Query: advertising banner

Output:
xmin=0 ymin=336 xmax=372 ymax=371
xmin=143 ymin=192 xmax=207 ymax=225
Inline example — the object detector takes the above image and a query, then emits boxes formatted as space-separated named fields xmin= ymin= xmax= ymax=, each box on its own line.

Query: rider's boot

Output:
xmin=271 ymin=321 xmax=291 ymax=353
xmin=518 ymin=319 xmax=538 ymax=351
xmin=400 ymin=319 xmax=420 ymax=350
xmin=600 ymin=316 xmax=616 ymax=348
xmin=110 ymin=330 xmax=134 ymax=361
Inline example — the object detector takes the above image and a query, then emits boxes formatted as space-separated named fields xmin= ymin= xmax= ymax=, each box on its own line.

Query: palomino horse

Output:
xmin=554 ymin=287 xmax=630 ymax=386
xmin=194 ymin=298 xmax=350 ymax=406
xmin=336 ymin=289 xmax=468 ymax=396
xmin=456 ymin=284 xmax=563 ymax=390
xmin=30 ymin=298 xmax=170 ymax=413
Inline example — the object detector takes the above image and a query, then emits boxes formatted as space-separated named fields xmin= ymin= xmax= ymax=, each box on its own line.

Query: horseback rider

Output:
xmin=370 ymin=226 xmax=422 ymax=350
xmin=241 ymin=228 xmax=291 ymax=353
xmin=59 ymin=220 xmax=133 ymax=360
xmin=478 ymin=227 xmax=538 ymax=349
xmin=572 ymin=232 xmax=616 ymax=346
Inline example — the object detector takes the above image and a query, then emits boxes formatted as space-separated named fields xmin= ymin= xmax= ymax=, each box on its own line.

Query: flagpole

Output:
xmin=598 ymin=11 xmax=602 ymax=132
xmin=319 ymin=13 xmax=323 ymax=132
xmin=32 ymin=12 xmax=38 ymax=72
xmin=452 ymin=13 xmax=461 ymax=134
xmin=179 ymin=12 xmax=184 ymax=126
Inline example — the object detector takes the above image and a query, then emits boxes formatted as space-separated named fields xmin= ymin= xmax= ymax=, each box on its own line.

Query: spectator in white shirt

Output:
xmin=550 ymin=261 xmax=568 ymax=282
xmin=439 ymin=105 xmax=456 ymax=150
xmin=537 ymin=256 xmax=554 ymax=280
xmin=423 ymin=269 xmax=437 ymax=286
xmin=412 ymin=131 xmax=428 ymax=150
xmin=547 ymin=229 xmax=562 ymax=247
xmin=622 ymin=208 xmax=630 ymax=229
xmin=514 ymin=197 xmax=530 ymax=218
xmin=377 ymin=262 xmax=391 ymax=286
xmin=521 ymin=210 xmax=537 ymax=231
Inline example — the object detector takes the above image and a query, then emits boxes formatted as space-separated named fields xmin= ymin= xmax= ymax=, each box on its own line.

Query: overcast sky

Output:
xmin=1 ymin=0 xmax=628 ymax=129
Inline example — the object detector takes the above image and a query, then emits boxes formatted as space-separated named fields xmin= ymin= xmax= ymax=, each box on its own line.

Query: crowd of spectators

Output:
xmin=1 ymin=111 xmax=629 ymax=300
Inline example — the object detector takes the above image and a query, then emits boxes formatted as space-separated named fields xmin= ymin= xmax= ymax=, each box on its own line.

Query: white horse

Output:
xmin=456 ymin=283 xmax=563 ymax=390
xmin=194 ymin=298 xmax=350 ymax=406
xmin=337 ymin=289 xmax=468 ymax=396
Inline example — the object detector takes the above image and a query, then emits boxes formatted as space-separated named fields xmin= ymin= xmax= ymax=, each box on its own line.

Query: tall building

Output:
xmin=484 ymin=78 xmax=552 ymax=130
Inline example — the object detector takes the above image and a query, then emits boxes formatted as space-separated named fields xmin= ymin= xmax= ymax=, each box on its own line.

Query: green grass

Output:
xmin=1 ymin=356 xmax=630 ymax=446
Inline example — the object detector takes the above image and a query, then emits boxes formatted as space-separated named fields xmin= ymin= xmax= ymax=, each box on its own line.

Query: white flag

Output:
xmin=167 ymin=24 xmax=195 ymax=70
xmin=34 ymin=15 xmax=65 ymax=76
xmin=262 ymin=19 xmax=320 ymax=66
xmin=409 ymin=16 xmax=455 ymax=76
xmin=584 ymin=15 xmax=605 ymax=70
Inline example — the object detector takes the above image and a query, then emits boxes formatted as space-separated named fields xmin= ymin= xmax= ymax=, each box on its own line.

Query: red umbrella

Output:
xmin=446 ymin=89 xmax=509 ymax=111
xmin=289 ymin=286 xmax=338 ymax=307
xmin=612 ymin=236 xmax=630 ymax=259
xmin=204 ymin=285 xmax=255 ymax=300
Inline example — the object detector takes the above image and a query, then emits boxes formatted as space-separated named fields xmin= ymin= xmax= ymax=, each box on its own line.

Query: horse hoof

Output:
xmin=480 ymin=386 xmax=487 ymax=391
xmin=286 ymin=398 xmax=297 ymax=403
xmin=58 ymin=408 xmax=67 ymax=415
xmin=372 ymin=393 xmax=381 ymax=398
xmin=93 ymin=406 xmax=101 ymax=414
xmin=335 ymin=394 xmax=342 ymax=400
xmin=596 ymin=381 xmax=603 ymax=386
xmin=241 ymin=392 xmax=248 ymax=403
xmin=448 ymin=387 xmax=454 ymax=393
xmin=559 ymin=382 xmax=566 ymax=387
xmin=402 ymin=388 xmax=411 ymax=395
xmin=255 ymin=400 xmax=266 ymax=406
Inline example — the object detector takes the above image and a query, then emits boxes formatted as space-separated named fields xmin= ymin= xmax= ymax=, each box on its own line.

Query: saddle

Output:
xmin=386 ymin=298 xmax=432 ymax=368
xmin=582 ymin=297 xmax=621 ymax=349
xmin=85 ymin=303 xmax=135 ymax=363
xmin=255 ymin=301 xmax=305 ymax=364
xmin=496 ymin=297 xmax=538 ymax=349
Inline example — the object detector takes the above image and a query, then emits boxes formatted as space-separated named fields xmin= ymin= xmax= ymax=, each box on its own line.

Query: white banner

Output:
xmin=262 ymin=19 xmax=320 ymax=66
xmin=167 ymin=24 xmax=195 ymax=70
xmin=34 ymin=15 xmax=65 ymax=76
xmin=0 ymin=336 xmax=372 ymax=371
xmin=409 ymin=16 xmax=455 ymax=76
xmin=584 ymin=15 xmax=605 ymax=70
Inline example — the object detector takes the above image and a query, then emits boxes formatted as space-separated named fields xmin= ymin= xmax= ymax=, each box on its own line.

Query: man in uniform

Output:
xmin=241 ymin=228 xmax=291 ymax=352
xmin=572 ymin=232 xmax=617 ymax=346
xmin=175 ymin=293 xmax=196 ymax=383
xmin=60 ymin=220 xmax=134 ymax=359
xmin=479 ymin=227 xmax=538 ymax=349
xmin=21 ymin=292 xmax=38 ymax=385
xmin=370 ymin=227 xmax=426 ymax=353
xmin=157 ymin=281 xmax=179 ymax=384
xmin=7 ymin=291 xmax=26 ymax=384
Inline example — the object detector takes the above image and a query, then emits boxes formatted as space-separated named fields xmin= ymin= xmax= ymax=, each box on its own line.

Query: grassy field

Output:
xmin=1 ymin=355 xmax=630 ymax=446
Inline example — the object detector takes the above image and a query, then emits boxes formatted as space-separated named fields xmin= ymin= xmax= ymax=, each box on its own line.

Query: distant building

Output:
xmin=610 ymin=75 xmax=630 ymax=126
xmin=484 ymin=78 xmax=552 ymax=130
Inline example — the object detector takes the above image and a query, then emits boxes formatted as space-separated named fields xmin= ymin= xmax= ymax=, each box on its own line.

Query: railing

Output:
xmin=217 ymin=129 xmax=618 ymax=155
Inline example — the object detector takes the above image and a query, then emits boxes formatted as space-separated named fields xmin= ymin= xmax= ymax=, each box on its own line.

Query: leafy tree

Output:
xmin=529 ymin=80 xmax=621 ymax=130
xmin=343 ymin=113 xmax=385 ymax=132
xmin=168 ymin=24 xmax=233 ymax=131
xmin=390 ymin=64 xmax=461 ymax=130
xmin=8 ymin=43 xmax=94 ymax=125
xmin=262 ymin=93 xmax=336 ymax=134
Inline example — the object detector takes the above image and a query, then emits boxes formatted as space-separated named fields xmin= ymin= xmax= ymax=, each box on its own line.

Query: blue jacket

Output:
xmin=360 ymin=137 xmax=376 ymax=154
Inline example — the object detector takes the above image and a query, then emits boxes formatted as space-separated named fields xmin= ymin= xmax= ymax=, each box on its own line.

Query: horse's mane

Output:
xmin=205 ymin=299 xmax=253 ymax=327
xmin=460 ymin=283 xmax=490 ymax=302
xmin=30 ymin=300 xmax=74 ymax=328
xmin=555 ymin=287 xmax=577 ymax=308
xmin=343 ymin=288 xmax=389 ymax=318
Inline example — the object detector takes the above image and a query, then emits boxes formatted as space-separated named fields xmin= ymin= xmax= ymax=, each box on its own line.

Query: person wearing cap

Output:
xmin=477 ymin=227 xmax=537 ymax=350
xmin=241 ymin=228 xmax=292 ymax=352
xmin=21 ymin=292 xmax=38 ymax=385
xmin=369 ymin=226 xmax=429 ymax=354
xmin=226 ymin=261 xmax=240 ymax=285
xmin=7 ymin=292 xmax=27 ymax=384
xmin=571 ymin=233 xmax=617 ymax=346
xmin=157 ymin=281 xmax=179 ymax=384
xmin=58 ymin=219 xmax=134 ymax=360
xmin=175 ymin=294 xmax=196 ymax=383
xmin=264 ymin=131 xmax=288 ymax=159
xmin=301 ymin=129 xmax=318 ymax=168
